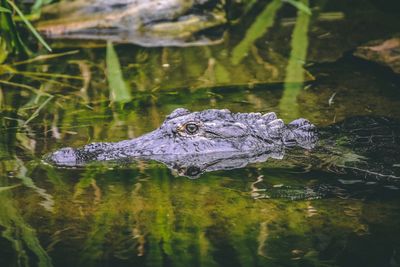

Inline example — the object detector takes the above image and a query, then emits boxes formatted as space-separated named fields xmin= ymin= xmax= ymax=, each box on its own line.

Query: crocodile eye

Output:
xmin=185 ymin=166 xmax=201 ymax=178
xmin=185 ymin=123 xmax=199 ymax=134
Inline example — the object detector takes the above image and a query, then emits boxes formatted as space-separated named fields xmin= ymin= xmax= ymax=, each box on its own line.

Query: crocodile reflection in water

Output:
xmin=45 ymin=108 xmax=400 ymax=182
xmin=37 ymin=0 xmax=227 ymax=47
xmin=150 ymin=149 xmax=289 ymax=178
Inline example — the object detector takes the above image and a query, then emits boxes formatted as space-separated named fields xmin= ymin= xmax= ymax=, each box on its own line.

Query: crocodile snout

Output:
xmin=44 ymin=147 xmax=78 ymax=167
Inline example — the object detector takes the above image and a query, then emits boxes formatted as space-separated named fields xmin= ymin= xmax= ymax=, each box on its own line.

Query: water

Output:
xmin=1 ymin=0 xmax=400 ymax=266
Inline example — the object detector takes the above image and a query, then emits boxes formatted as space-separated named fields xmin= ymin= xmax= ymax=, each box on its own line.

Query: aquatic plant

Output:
xmin=0 ymin=0 xmax=51 ymax=57
xmin=106 ymin=41 xmax=132 ymax=103
xmin=280 ymin=0 xmax=312 ymax=120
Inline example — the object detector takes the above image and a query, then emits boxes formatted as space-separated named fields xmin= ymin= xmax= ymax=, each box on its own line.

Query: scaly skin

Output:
xmin=45 ymin=108 xmax=317 ymax=167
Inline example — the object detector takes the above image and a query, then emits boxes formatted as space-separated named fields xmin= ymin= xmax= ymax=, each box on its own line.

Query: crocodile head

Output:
xmin=45 ymin=108 xmax=317 ymax=166
xmin=131 ymin=108 xmax=316 ymax=155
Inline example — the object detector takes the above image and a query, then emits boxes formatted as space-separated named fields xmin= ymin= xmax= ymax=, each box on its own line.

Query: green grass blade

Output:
xmin=0 ymin=0 xmax=28 ymax=54
xmin=0 ymin=184 xmax=20 ymax=192
xmin=280 ymin=0 xmax=311 ymax=120
xmin=283 ymin=0 xmax=311 ymax=15
xmin=0 ymin=79 xmax=40 ymax=93
xmin=17 ymin=71 xmax=83 ymax=80
xmin=12 ymin=50 xmax=79 ymax=66
xmin=24 ymin=95 xmax=54 ymax=125
xmin=106 ymin=41 xmax=132 ymax=103
xmin=231 ymin=0 xmax=282 ymax=65
xmin=0 ymin=37 xmax=8 ymax=63
xmin=0 ymin=6 xmax=11 ymax=13
xmin=6 ymin=0 xmax=52 ymax=52
xmin=32 ymin=0 xmax=53 ymax=12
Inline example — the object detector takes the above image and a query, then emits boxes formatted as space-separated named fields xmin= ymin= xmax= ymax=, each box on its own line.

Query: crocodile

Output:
xmin=45 ymin=108 xmax=317 ymax=166
xmin=45 ymin=108 xmax=400 ymax=183
xmin=36 ymin=0 xmax=227 ymax=47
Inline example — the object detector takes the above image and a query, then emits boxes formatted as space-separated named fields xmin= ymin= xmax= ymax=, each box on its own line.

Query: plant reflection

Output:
xmin=280 ymin=0 xmax=312 ymax=120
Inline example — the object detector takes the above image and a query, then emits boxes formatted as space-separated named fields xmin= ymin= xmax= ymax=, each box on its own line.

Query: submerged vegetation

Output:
xmin=1 ymin=0 xmax=400 ymax=266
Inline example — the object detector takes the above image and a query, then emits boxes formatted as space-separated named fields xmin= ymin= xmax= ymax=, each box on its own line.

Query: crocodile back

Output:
xmin=319 ymin=116 xmax=400 ymax=182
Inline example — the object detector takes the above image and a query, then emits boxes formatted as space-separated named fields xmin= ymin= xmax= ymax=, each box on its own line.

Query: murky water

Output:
xmin=1 ymin=0 xmax=400 ymax=266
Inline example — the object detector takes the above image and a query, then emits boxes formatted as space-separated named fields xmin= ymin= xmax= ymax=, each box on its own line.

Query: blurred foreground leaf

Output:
xmin=0 ymin=184 xmax=19 ymax=192
xmin=0 ymin=0 xmax=26 ymax=55
xmin=0 ymin=159 xmax=53 ymax=267
xmin=0 ymin=6 xmax=11 ymax=13
xmin=32 ymin=0 xmax=53 ymax=13
xmin=0 ymin=37 xmax=8 ymax=63
xmin=106 ymin=41 xmax=132 ymax=103
xmin=6 ymin=0 xmax=52 ymax=52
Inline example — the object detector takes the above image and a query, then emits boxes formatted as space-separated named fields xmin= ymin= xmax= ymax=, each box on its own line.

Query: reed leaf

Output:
xmin=6 ymin=0 xmax=52 ymax=52
xmin=106 ymin=41 xmax=132 ymax=103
